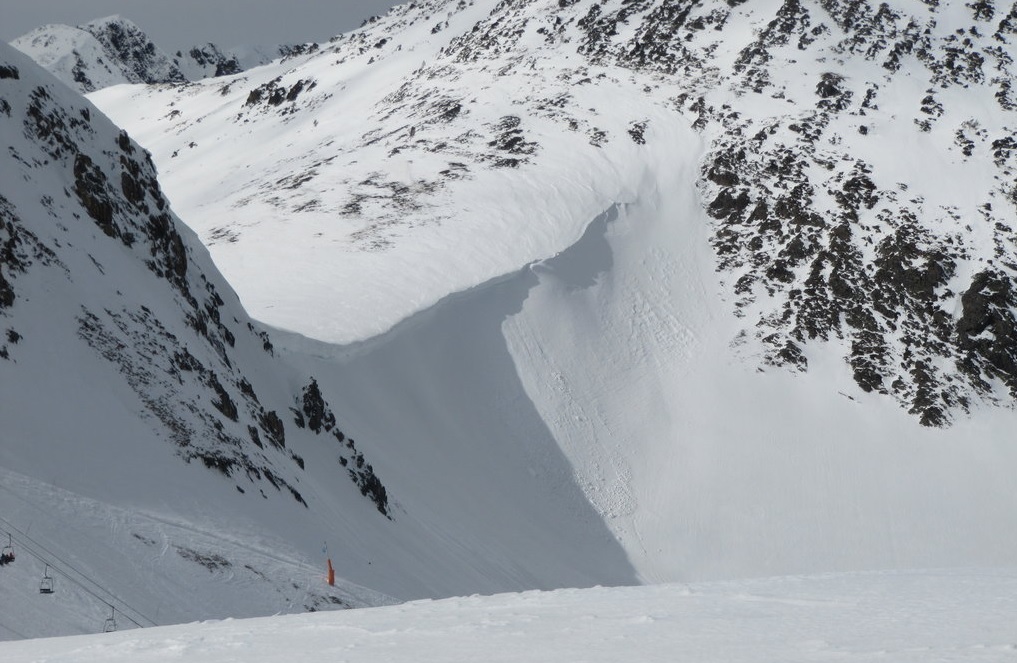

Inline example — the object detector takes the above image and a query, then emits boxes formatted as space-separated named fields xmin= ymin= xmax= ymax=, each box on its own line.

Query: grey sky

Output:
xmin=0 ymin=0 xmax=404 ymax=50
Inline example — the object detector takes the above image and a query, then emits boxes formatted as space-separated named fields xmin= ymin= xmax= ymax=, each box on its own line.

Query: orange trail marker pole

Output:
xmin=327 ymin=558 xmax=335 ymax=586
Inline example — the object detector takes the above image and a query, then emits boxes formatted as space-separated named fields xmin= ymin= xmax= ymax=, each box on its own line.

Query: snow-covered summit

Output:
xmin=11 ymin=16 xmax=299 ymax=94
xmin=173 ymin=43 xmax=309 ymax=81
xmin=11 ymin=16 xmax=186 ymax=93
xmin=79 ymin=16 xmax=187 ymax=87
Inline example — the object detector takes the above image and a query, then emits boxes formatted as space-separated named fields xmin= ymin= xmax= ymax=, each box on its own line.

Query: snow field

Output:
xmin=3 ymin=569 xmax=1016 ymax=662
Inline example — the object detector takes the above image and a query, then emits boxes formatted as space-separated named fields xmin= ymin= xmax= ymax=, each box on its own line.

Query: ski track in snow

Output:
xmin=0 ymin=468 xmax=395 ymax=641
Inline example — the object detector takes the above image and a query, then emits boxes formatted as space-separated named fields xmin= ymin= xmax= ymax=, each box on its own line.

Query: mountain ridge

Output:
xmin=10 ymin=16 xmax=300 ymax=94
xmin=0 ymin=38 xmax=392 ymax=519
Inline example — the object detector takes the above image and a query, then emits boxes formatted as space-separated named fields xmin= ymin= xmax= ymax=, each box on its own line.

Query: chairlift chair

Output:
xmin=0 ymin=534 xmax=13 ymax=565
xmin=39 ymin=564 xmax=55 ymax=594
xmin=103 ymin=606 xmax=117 ymax=633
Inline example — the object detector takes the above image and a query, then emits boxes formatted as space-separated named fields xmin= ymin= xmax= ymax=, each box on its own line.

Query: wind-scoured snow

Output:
xmin=3 ymin=570 xmax=1017 ymax=662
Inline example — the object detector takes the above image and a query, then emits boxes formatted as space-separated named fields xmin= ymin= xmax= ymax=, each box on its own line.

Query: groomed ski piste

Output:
xmin=4 ymin=570 xmax=1017 ymax=662
xmin=4 ymin=0 xmax=1017 ymax=658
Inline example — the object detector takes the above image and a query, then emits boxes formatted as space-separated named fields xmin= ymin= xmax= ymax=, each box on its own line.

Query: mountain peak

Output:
xmin=78 ymin=15 xmax=187 ymax=87
xmin=80 ymin=14 xmax=135 ymax=30
xmin=10 ymin=16 xmax=183 ymax=93
xmin=11 ymin=16 xmax=296 ymax=94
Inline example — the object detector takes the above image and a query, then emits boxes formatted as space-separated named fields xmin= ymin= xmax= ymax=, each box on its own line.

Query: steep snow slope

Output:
xmin=90 ymin=0 xmax=1017 ymax=586
xmin=0 ymin=38 xmax=387 ymax=634
xmin=281 ymin=115 xmax=1017 ymax=584
xmin=4 ymin=570 xmax=1017 ymax=662
xmin=0 ymin=41 xmax=637 ymax=640
xmin=12 ymin=16 xmax=186 ymax=93
xmin=500 ymin=154 xmax=1017 ymax=582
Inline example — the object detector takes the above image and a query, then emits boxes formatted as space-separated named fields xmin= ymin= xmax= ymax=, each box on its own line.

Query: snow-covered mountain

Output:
xmin=6 ymin=0 xmax=1017 ymax=644
xmin=88 ymin=0 xmax=1017 ymax=587
xmin=11 ymin=16 xmax=187 ymax=93
xmin=0 ymin=37 xmax=389 ymax=632
xmin=10 ymin=16 xmax=299 ymax=94
xmin=0 ymin=40 xmax=637 ymax=640
xmin=91 ymin=0 xmax=1017 ymax=427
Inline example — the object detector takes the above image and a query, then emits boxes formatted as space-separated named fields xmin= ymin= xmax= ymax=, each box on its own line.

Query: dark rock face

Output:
xmin=956 ymin=271 xmax=1017 ymax=398
xmin=687 ymin=0 xmax=1017 ymax=425
xmin=487 ymin=115 xmax=538 ymax=167
xmin=82 ymin=18 xmax=186 ymax=86
xmin=297 ymin=378 xmax=335 ymax=434
xmin=186 ymin=44 xmax=243 ymax=77
xmin=294 ymin=379 xmax=391 ymax=517
xmin=0 ymin=193 xmax=58 ymax=321
xmin=243 ymin=77 xmax=318 ymax=114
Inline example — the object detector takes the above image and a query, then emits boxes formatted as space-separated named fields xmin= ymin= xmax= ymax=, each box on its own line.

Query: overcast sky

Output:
xmin=0 ymin=0 xmax=404 ymax=50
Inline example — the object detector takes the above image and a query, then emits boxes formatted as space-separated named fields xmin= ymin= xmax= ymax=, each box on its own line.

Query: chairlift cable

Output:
xmin=0 ymin=619 xmax=30 ymax=640
xmin=0 ymin=515 xmax=156 ymax=620
xmin=1 ymin=526 xmax=150 ymax=628
xmin=0 ymin=521 xmax=157 ymax=628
